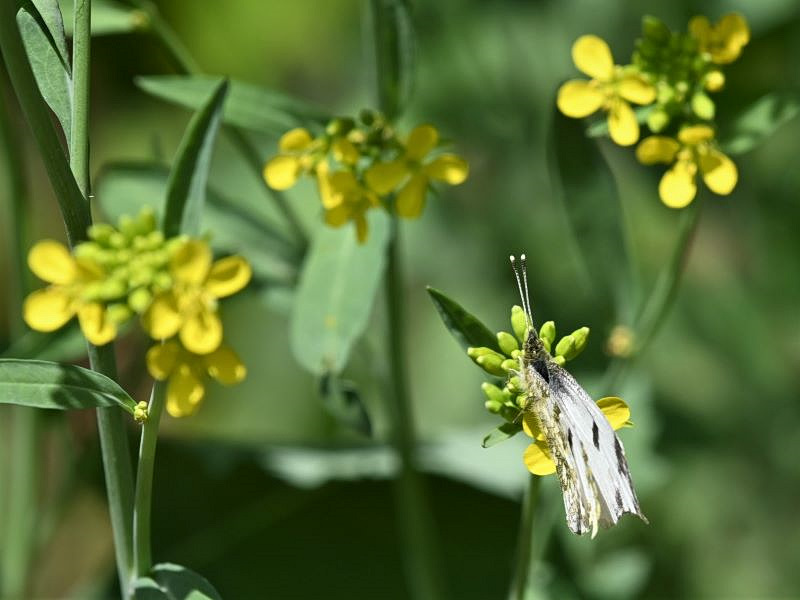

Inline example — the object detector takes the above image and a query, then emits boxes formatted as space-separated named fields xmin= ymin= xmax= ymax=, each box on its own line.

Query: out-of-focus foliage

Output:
xmin=2 ymin=0 xmax=800 ymax=597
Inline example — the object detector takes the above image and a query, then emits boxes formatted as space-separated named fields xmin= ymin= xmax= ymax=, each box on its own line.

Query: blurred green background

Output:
xmin=2 ymin=0 xmax=800 ymax=597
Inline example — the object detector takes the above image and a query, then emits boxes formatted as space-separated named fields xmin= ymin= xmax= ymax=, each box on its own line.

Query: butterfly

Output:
xmin=510 ymin=254 xmax=647 ymax=537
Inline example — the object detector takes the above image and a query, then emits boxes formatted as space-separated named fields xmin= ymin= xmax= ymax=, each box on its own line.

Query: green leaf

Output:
xmin=94 ymin=161 xmax=299 ymax=285
xmin=426 ymin=287 xmax=499 ymax=353
xmin=481 ymin=422 xmax=522 ymax=448
xmin=719 ymin=92 xmax=800 ymax=155
xmin=319 ymin=374 xmax=371 ymax=436
xmin=132 ymin=563 xmax=222 ymax=600
xmin=135 ymin=75 xmax=329 ymax=136
xmin=367 ymin=0 xmax=415 ymax=120
xmin=549 ymin=108 xmax=631 ymax=315
xmin=17 ymin=0 xmax=72 ymax=144
xmin=162 ymin=78 xmax=229 ymax=238
xmin=61 ymin=0 xmax=145 ymax=36
xmin=0 ymin=325 xmax=87 ymax=362
xmin=290 ymin=212 xmax=390 ymax=375
xmin=0 ymin=359 xmax=137 ymax=414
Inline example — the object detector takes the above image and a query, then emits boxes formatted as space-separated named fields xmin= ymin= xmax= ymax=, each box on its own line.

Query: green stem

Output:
xmin=133 ymin=381 xmax=166 ymax=578
xmin=70 ymin=0 xmax=91 ymax=190
xmin=385 ymin=218 xmax=445 ymax=600
xmin=507 ymin=475 xmax=542 ymax=600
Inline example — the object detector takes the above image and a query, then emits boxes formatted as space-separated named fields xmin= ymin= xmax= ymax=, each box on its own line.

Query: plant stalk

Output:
xmin=508 ymin=474 xmax=542 ymax=600
xmin=384 ymin=218 xmax=445 ymax=600
xmin=133 ymin=381 xmax=166 ymax=577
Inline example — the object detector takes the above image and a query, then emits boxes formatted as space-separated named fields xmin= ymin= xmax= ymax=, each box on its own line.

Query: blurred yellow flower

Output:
xmin=523 ymin=397 xmax=633 ymax=476
xmin=263 ymin=127 xmax=321 ymax=190
xmin=689 ymin=13 xmax=749 ymax=65
xmin=557 ymin=35 xmax=656 ymax=146
xmin=319 ymin=163 xmax=381 ymax=243
xmin=146 ymin=340 xmax=246 ymax=417
xmin=141 ymin=240 xmax=251 ymax=355
xmin=23 ymin=240 xmax=117 ymax=345
xmin=365 ymin=124 xmax=468 ymax=218
xmin=636 ymin=124 xmax=737 ymax=208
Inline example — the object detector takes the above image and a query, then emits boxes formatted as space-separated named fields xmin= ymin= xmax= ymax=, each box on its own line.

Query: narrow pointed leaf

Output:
xmin=426 ymin=287 xmax=499 ymax=352
xmin=0 ymin=359 xmax=137 ymax=414
xmin=719 ymin=92 xmax=800 ymax=155
xmin=132 ymin=563 xmax=221 ymax=600
xmin=481 ymin=422 xmax=522 ymax=448
xmin=61 ymin=0 xmax=145 ymax=36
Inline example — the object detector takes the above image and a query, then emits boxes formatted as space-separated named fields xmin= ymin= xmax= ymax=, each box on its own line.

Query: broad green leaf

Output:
xmin=162 ymin=79 xmax=228 ymax=238
xmin=549 ymin=108 xmax=631 ymax=316
xmin=17 ymin=0 xmax=72 ymax=144
xmin=481 ymin=422 xmax=523 ymax=448
xmin=426 ymin=287 xmax=499 ymax=352
xmin=367 ymin=0 xmax=415 ymax=119
xmin=290 ymin=212 xmax=390 ymax=375
xmin=135 ymin=75 xmax=329 ymax=135
xmin=94 ymin=161 xmax=298 ymax=284
xmin=0 ymin=359 xmax=137 ymax=414
xmin=719 ymin=92 xmax=800 ymax=155
xmin=319 ymin=374 xmax=371 ymax=436
xmin=60 ymin=0 xmax=145 ymax=36
xmin=131 ymin=563 xmax=221 ymax=600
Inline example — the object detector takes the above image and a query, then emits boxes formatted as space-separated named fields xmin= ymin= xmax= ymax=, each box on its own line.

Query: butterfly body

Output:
xmin=520 ymin=327 xmax=647 ymax=536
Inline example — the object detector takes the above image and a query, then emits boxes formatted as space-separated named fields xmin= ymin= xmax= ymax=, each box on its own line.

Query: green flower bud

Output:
xmin=497 ymin=331 xmax=519 ymax=356
xmin=485 ymin=399 xmax=503 ymax=414
xmin=109 ymin=232 xmax=127 ymax=249
xmin=152 ymin=272 xmax=172 ymax=292
xmin=106 ymin=303 xmax=133 ymax=325
xmin=133 ymin=400 xmax=149 ymax=424
xmin=510 ymin=305 xmax=528 ymax=342
xmin=555 ymin=334 xmax=575 ymax=360
xmin=500 ymin=358 xmax=517 ymax=373
xmin=476 ymin=354 xmax=506 ymax=377
xmin=705 ymin=70 xmax=725 ymax=92
xmin=515 ymin=394 xmax=528 ymax=409
xmin=506 ymin=376 xmax=522 ymax=395
xmin=539 ymin=321 xmax=555 ymax=354
xmin=691 ymin=91 xmax=715 ymax=120
xmin=481 ymin=382 xmax=507 ymax=405
xmin=647 ymin=108 xmax=670 ymax=132
xmin=642 ymin=15 xmax=670 ymax=44
xmin=359 ymin=109 xmax=376 ymax=126
xmin=136 ymin=207 xmax=156 ymax=234
xmin=553 ymin=355 xmax=566 ymax=366
xmin=128 ymin=287 xmax=152 ymax=313
xmin=99 ymin=278 xmax=127 ymax=300
xmin=570 ymin=326 xmax=589 ymax=357
xmin=88 ymin=223 xmax=114 ymax=244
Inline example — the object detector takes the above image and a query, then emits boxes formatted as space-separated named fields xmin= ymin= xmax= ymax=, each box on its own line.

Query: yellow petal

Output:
xmin=365 ymin=160 xmax=408 ymax=195
xmin=404 ymin=125 xmax=439 ymax=161
xmin=180 ymin=307 xmax=222 ymax=355
xmin=678 ymin=125 xmax=714 ymax=145
xmin=522 ymin=412 xmax=546 ymax=441
xmin=714 ymin=13 xmax=750 ymax=64
xmin=608 ymin=99 xmax=639 ymax=146
xmin=206 ymin=256 xmax=251 ymax=298
xmin=278 ymin=127 xmax=313 ymax=152
xmin=28 ymin=240 xmax=77 ymax=284
xmin=324 ymin=204 xmax=350 ymax=227
xmin=699 ymin=149 xmax=737 ymax=195
xmin=395 ymin=173 xmax=428 ymax=218
xmin=688 ymin=15 xmax=712 ymax=44
xmin=205 ymin=345 xmax=247 ymax=384
xmin=77 ymin=302 xmax=116 ymax=346
xmin=571 ymin=35 xmax=614 ymax=81
xmin=617 ymin=75 xmax=656 ymax=105
xmin=141 ymin=292 xmax=182 ymax=340
xmin=23 ymin=287 xmax=74 ymax=331
xmin=332 ymin=138 xmax=359 ymax=165
xmin=659 ymin=161 xmax=697 ymax=208
xmin=146 ymin=341 xmax=179 ymax=380
xmin=263 ymin=155 xmax=302 ymax=190
xmin=596 ymin=397 xmax=631 ymax=431
xmin=316 ymin=160 xmax=340 ymax=209
xmin=354 ymin=213 xmax=369 ymax=244
xmin=523 ymin=442 xmax=556 ymax=476
xmin=636 ymin=136 xmax=680 ymax=165
xmin=171 ymin=240 xmax=211 ymax=285
xmin=424 ymin=154 xmax=469 ymax=185
xmin=166 ymin=366 xmax=205 ymax=418
xmin=556 ymin=79 xmax=604 ymax=118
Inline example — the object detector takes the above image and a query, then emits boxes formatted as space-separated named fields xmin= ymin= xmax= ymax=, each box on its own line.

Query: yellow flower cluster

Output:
xmin=557 ymin=13 xmax=749 ymax=208
xmin=263 ymin=112 xmax=469 ymax=242
xmin=23 ymin=209 xmax=251 ymax=417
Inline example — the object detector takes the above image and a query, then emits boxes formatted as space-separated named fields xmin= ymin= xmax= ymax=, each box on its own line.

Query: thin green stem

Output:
xmin=384 ymin=218 xmax=445 ymax=600
xmin=70 ymin=0 xmax=91 ymax=191
xmin=133 ymin=381 xmax=166 ymax=578
xmin=507 ymin=474 xmax=542 ymax=600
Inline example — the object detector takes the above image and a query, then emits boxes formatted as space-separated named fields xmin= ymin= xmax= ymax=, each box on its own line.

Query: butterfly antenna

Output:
xmin=509 ymin=255 xmax=533 ymax=328
xmin=520 ymin=254 xmax=533 ymax=326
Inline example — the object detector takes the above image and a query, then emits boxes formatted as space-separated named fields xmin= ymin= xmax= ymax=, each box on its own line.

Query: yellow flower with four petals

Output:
xmin=523 ymin=397 xmax=633 ymax=476
xmin=689 ymin=13 xmax=749 ymax=65
xmin=636 ymin=124 xmax=737 ymax=208
xmin=318 ymin=162 xmax=381 ymax=243
xmin=142 ymin=239 xmax=251 ymax=355
xmin=557 ymin=35 xmax=656 ymax=146
xmin=23 ymin=240 xmax=117 ymax=345
xmin=262 ymin=128 xmax=322 ymax=190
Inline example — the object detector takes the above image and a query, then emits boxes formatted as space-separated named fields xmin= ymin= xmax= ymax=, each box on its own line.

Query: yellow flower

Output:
xmin=319 ymin=163 xmax=381 ymax=243
xmin=141 ymin=240 xmax=251 ymax=354
xmin=23 ymin=240 xmax=117 ymax=345
xmin=364 ymin=124 xmax=468 ymax=218
xmin=522 ymin=397 xmax=633 ymax=476
xmin=636 ymin=125 xmax=737 ymax=208
xmin=263 ymin=128 xmax=321 ymax=190
xmin=146 ymin=340 xmax=246 ymax=417
xmin=689 ymin=13 xmax=749 ymax=65
xmin=557 ymin=35 xmax=656 ymax=146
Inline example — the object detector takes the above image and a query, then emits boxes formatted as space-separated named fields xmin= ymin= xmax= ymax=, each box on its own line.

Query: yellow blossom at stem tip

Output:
xmin=689 ymin=13 xmax=750 ymax=65
xmin=263 ymin=128 xmax=320 ymax=190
